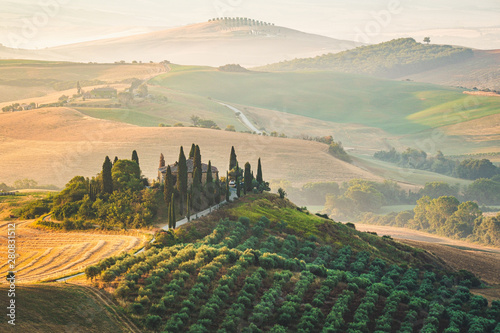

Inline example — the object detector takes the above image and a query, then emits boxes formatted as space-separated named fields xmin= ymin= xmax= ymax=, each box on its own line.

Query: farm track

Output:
xmin=75 ymin=284 xmax=142 ymax=333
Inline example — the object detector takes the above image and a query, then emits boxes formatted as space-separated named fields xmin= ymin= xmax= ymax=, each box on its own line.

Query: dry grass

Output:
xmin=0 ymin=107 xmax=385 ymax=188
xmin=233 ymin=102 xmax=403 ymax=154
xmin=0 ymin=219 xmax=145 ymax=283
xmin=442 ymin=113 xmax=500 ymax=144
xmin=354 ymin=223 xmax=500 ymax=285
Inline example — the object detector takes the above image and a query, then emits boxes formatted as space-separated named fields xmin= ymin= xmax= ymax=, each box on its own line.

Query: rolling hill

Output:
xmin=258 ymin=38 xmax=500 ymax=90
xmin=0 ymin=20 xmax=362 ymax=67
xmin=150 ymin=64 xmax=500 ymax=140
xmin=0 ymin=107 xmax=386 ymax=188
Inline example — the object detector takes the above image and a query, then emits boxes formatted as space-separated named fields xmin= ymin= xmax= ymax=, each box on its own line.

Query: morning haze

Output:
xmin=0 ymin=1 xmax=499 ymax=332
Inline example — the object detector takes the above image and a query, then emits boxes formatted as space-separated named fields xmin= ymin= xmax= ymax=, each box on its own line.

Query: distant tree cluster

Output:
xmin=2 ymin=102 xmax=36 ymax=112
xmin=374 ymin=147 xmax=500 ymax=180
xmin=361 ymin=195 xmax=500 ymax=246
xmin=298 ymin=135 xmax=352 ymax=163
xmin=217 ymin=64 xmax=249 ymax=72
xmin=263 ymin=38 xmax=473 ymax=78
xmin=209 ymin=17 xmax=274 ymax=27
xmin=190 ymin=115 xmax=220 ymax=129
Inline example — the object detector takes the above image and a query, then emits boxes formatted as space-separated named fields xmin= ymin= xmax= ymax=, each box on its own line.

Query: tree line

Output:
xmin=374 ymin=147 xmax=500 ymax=180
xmin=361 ymin=195 xmax=500 ymax=247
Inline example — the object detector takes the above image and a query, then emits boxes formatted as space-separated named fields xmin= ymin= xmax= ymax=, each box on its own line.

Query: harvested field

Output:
xmin=0 ymin=219 xmax=146 ymax=283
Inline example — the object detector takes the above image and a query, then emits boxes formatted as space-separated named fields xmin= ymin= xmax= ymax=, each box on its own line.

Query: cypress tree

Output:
xmin=132 ymin=150 xmax=139 ymax=166
xmin=236 ymin=175 xmax=241 ymax=198
xmin=193 ymin=145 xmax=202 ymax=184
xmin=229 ymin=146 xmax=237 ymax=171
xmin=159 ymin=153 xmax=165 ymax=168
xmin=102 ymin=156 xmax=113 ymax=194
xmin=189 ymin=143 xmax=196 ymax=159
xmin=164 ymin=165 xmax=174 ymax=205
xmin=225 ymin=171 xmax=230 ymax=202
xmin=206 ymin=160 xmax=213 ymax=184
xmin=215 ymin=175 xmax=221 ymax=204
xmin=257 ymin=158 xmax=263 ymax=183
xmin=186 ymin=193 xmax=191 ymax=221
xmin=113 ymin=156 xmax=119 ymax=165
xmin=168 ymin=193 xmax=176 ymax=229
xmin=244 ymin=162 xmax=252 ymax=193
xmin=192 ymin=167 xmax=201 ymax=190
xmin=177 ymin=146 xmax=188 ymax=211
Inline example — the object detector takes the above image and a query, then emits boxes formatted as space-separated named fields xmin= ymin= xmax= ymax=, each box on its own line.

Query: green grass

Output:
xmin=227 ymin=196 xmax=327 ymax=237
xmin=352 ymin=154 xmax=473 ymax=188
xmin=76 ymin=107 xmax=165 ymax=127
xmin=408 ymin=93 xmax=500 ymax=128
xmin=0 ymin=284 xmax=126 ymax=333
xmin=149 ymin=65 xmax=500 ymax=135
xmin=76 ymin=88 xmax=249 ymax=131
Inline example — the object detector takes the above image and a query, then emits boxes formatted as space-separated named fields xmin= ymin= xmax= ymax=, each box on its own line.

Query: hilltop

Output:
xmin=0 ymin=20 xmax=361 ymax=67
xmin=259 ymin=38 xmax=500 ymax=90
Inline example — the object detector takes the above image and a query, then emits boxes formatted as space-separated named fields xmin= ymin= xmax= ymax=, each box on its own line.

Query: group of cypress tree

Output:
xmin=227 ymin=146 xmax=267 ymax=198
xmin=163 ymin=144 xmax=223 ymax=229
xmin=160 ymin=145 xmax=268 ymax=229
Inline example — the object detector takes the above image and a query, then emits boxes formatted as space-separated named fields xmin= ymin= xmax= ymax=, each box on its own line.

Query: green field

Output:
xmin=149 ymin=65 xmax=500 ymax=135
xmin=352 ymin=154 xmax=474 ymax=188
xmin=75 ymin=88 xmax=248 ymax=130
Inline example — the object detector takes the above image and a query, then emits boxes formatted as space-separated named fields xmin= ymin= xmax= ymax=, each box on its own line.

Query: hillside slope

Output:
xmin=86 ymin=194 xmax=499 ymax=332
xmin=150 ymin=65 xmax=500 ymax=137
xmin=0 ymin=107 xmax=384 ymax=187
xmin=259 ymin=38 xmax=500 ymax=89
xmin=0 ymin=20 xmax=362 ymax=67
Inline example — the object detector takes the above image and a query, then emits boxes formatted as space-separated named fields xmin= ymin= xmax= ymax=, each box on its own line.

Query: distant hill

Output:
xmin=259 ymin=38 xmax=500 ymax=90
xmin=0 ymin=20 xmax=362 ymax=67
xmin=259 ymin=38 xmax=472 ymax=76
xmin=150 ymin=65 xmax=500 ymax=137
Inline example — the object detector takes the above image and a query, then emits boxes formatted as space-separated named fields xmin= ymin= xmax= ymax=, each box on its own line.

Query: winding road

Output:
xmin=217 ymin=102 xmax=263 ymax=134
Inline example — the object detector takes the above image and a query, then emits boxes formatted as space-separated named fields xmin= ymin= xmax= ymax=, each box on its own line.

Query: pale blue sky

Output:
xmin=1 ymin=0 xmax=499 ymax=49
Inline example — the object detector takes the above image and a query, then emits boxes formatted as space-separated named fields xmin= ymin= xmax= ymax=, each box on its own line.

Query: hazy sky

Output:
xmin=1 ymin=0 xmax=499 ymax=49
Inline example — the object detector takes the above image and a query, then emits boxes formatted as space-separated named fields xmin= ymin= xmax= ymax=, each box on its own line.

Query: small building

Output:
xmin=158 ymin=158 xmax=219 ymax=186
xmin=20 ymin=103 xmax=33 ymax=110
xmin=88 ymin=87 xmax=117 ymax=99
